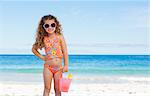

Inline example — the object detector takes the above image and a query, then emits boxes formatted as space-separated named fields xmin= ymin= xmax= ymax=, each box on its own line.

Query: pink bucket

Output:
xmin=59 ymin=77 xmax=72 ymax=92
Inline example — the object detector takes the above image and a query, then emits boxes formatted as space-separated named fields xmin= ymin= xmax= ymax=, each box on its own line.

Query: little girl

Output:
xmin=32 ymin=14 xmax=68 ymax=96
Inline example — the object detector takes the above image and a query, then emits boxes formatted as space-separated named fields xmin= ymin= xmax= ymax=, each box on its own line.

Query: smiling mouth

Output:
xmin=47 ymin=28 xmax=54 ymax=32
xmin=48 ymin=29 xmax=51 ymax=32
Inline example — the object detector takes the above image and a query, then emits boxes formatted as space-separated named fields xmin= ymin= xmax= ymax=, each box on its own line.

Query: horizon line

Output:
xmin=0 ymin=54 xmax=149 ymax=56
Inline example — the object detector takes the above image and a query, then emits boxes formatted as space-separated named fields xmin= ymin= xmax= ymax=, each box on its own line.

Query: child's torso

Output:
xmin=44 ymin=34 xmax=63 ymax=60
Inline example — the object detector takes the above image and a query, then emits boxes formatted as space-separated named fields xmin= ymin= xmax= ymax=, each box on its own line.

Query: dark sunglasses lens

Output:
xmin=51 ymin=23 xmax=56 ymax=27
xmin=44 ymin=24 xmax=49 ymax=28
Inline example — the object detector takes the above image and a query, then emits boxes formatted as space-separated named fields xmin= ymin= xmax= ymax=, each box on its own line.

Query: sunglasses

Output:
xmin=43 ymin=23 xmax=56 ymax=29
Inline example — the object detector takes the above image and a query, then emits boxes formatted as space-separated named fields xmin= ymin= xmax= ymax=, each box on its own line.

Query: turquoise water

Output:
xmin=0 ymin=55 xmax=150 ymax=76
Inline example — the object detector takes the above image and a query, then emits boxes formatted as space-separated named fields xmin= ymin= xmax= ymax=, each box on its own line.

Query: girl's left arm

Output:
xmin=60 ymin=34 xmax=69 ymax=72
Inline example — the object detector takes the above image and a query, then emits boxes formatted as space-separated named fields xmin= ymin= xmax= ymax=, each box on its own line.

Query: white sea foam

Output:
xmin=120 ymin=76 xmax=150 ymax=82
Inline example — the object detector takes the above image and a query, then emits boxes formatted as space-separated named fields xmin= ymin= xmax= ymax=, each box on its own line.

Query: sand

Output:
xmin=0 ymin=79 xmax=150 ymax=96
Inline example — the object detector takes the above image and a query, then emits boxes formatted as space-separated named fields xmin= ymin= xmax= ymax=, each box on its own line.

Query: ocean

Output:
xmin=0 ymin=55 xmax=150 ymax=77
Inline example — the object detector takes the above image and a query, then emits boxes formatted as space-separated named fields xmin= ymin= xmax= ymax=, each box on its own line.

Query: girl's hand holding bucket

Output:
xmin=63 ymin=65 xmax=68 ymax=72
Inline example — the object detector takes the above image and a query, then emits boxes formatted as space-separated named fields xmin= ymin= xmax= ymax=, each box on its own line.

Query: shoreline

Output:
xmin=0 ymin=72 xmax=150 ymax=85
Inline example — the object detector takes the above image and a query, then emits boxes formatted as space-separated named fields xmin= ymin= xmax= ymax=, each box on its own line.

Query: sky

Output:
xmin=0 ymin=0 xmax=149 ymax=55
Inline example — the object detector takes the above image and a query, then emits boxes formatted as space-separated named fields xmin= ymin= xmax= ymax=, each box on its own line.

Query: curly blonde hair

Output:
xmin=33 ymin=14 xmax=62 ymax=49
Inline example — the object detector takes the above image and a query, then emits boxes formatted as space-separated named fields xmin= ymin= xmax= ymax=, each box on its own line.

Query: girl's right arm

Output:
xmin=32 ymin=45 xmax=46 ymax=61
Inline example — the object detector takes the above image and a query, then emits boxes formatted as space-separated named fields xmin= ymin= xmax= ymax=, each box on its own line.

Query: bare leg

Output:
xmin=43 ymin=67 xmax=53 ymax=96
xmin=54 ymin=69 xmax=62 ymax=96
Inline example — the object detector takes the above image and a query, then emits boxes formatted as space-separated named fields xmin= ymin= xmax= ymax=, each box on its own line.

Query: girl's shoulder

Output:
xmin=56 ymin=33 xmax=63 ymax=40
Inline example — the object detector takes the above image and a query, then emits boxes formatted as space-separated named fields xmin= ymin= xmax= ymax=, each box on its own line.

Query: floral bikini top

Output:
xmin=44 ymin=34 xmax=63 ymax=60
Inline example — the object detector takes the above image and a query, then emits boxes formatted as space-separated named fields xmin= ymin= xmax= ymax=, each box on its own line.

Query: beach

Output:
xmin=0 ymin=74 xmax=150 ymax=96
xmin=0 ymin=55 xmax=150 ymax=96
